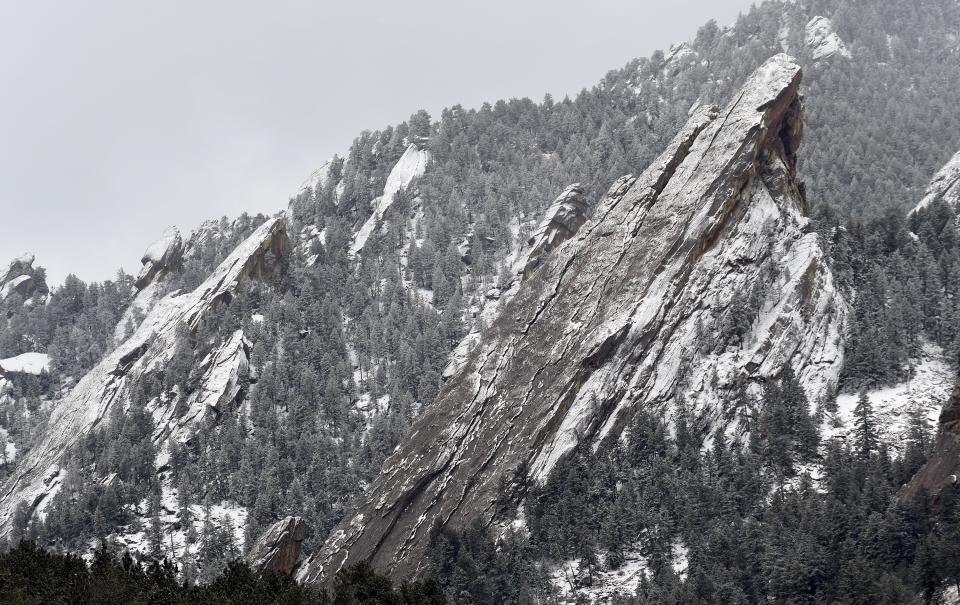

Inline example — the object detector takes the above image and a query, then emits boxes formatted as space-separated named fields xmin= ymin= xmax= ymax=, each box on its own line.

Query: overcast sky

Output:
xmin=0 ymin=0 xmax=756 ymax=285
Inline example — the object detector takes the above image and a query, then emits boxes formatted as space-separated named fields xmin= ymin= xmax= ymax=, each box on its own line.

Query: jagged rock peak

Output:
xmin=299 ymin=54 xmax=847 ymax=583
xmin=522 ymin=184 xmax=590 ymax=279
xmin=135 ymin=226 xmax=184 ymax=290
xmin=246 ymin=516 xmax=309 ymax=576
xmin=912 ymin=148 xmax=960 ymax=214
xmin=0 ymin=218 xmax=288 ymax=538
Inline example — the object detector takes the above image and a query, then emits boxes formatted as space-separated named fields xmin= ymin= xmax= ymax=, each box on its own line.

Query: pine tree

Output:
xmin=852 ymin=391 xmax=878 ymax=460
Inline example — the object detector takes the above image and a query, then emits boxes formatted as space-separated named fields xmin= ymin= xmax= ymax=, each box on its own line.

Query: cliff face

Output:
xmin=299 ymin=54 xmax=848 ymax=583
xmin=0 ymin=218 xmax=288 ymax=538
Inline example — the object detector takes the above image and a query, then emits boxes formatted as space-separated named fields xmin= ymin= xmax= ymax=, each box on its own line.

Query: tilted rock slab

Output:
xmin=0 ymin=218 xmax=288 ymax=538
xmin=900 ymin=382 xmax=960 ymax=502
xmin=246 ymin=516 xmax=309 ymax=576
xmin=299 ymin=54 xmax=847 ymax=583
xmin=912 ymin=148 xmax=960 ymax=214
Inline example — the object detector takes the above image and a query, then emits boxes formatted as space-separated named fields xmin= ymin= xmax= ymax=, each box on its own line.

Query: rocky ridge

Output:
xmin=0 ymin=218 xmax=288 ymax=538
xmin=298 ymin=54 xmax=848 ymax=583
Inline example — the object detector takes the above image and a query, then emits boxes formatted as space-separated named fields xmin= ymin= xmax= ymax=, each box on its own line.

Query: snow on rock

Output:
xmin=349 ymin=143 xmax=430 ymax=257
xmin=0 ymin=275 xmax=35 ymax=300
xmin=826 ymin=343 xmax=954 ymax=450
xmin=0 ymin=218 xmax=288 ymax=539
xmin=549 ymin=541 xmax=688 ymax=603
xmin=301 ymin=54 xmax=848 ymax=583
xmin=0 ymin=352 xmax=50 ymax=376
xmin=2 ymin=253 xmax=34 ymax=284
xmin=912 ymin=148 xmax=960 ymax=214
xmin=298 ymin=159 xmax=335 ymax=196
xmin=805 ymin=16 xmax=852 ymax=61
xmin=136 ymin=226 xmax=184 ymax=290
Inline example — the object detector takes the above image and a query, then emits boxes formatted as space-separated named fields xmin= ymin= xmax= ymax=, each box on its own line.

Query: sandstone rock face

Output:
xmin=0 ymin=275 xmax=35 ymax=300
xmin=1 ymin=254 xmax=38 ymax=300
xmin=299 ymin=54 xmax=848 ymax=583
xmin=246 ymin=516 xmax=308 ymax=576
xmin=912 ymin=148 xmax=960 ymax=214
xmin=522 ymin=184 xmax=590 ymax=279
xmin=2 ymin=254 xmax=34 ymax=285
xmin=0 ymin=218 xmax=288 ymax=537
xmin=135 ymin=226 xmax=184 ymax=290
xmin=805 ymin=16 xmax=852 ymax=61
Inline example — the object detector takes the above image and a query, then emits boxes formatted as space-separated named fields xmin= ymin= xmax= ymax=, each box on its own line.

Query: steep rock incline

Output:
xmin=246 ymin=516 xmax=309 ymax=576
xmin=299 ymin=54 xmax=847 ymax=583
xmin=805 ymin=16 xmax=852 ymax=61
xmin=0 ymin=218 xmax=288 ymax=538
xmin=912 ymin=148 xmax=960 ymax=214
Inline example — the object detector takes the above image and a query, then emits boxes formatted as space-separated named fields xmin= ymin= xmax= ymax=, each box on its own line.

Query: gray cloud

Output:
xmin=0 ymin=0 xmax=755 ymax=284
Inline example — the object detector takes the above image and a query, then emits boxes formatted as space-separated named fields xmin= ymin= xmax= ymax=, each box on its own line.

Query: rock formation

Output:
xmin=522 ymin=184 xmax=590 ymax=279
xmin=246 ymin=516 xmax=308 ymax=576
xmin=912 ymin=148 xmax=960 ymax=214
xmin=298 ymin=54 xmax=847 ymax=583
xmin=135 ymin=226 xmax=184 ymax=290
xmin=805 ymin=16 xmax=852 ymax=61
xmin=0 ymin=218 xmax=288 ymax=537
xmin=900 ymin=383 xmax=960 ymax=501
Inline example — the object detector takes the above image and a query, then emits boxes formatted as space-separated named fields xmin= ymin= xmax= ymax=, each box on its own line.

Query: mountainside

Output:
xmin=2 ymin=0 xmax=960 ymax=601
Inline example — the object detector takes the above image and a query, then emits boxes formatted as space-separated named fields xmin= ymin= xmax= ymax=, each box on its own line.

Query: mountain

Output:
xmin=1 ymin=0 xmax=960 ymax=601
xmin=298 ymin=52 xmax=847 ymax=583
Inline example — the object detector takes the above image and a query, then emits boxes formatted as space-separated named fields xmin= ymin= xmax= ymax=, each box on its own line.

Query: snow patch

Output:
xmin=0 ymin=352 xmax=50 ymax=375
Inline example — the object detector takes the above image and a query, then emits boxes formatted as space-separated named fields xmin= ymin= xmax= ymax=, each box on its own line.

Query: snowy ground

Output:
xmin=550 ymin=541 xmax=687 ymax=603
xmin=823 ymin=342 xmax=954 ymax=451
xmin=0 ymin=352 xmax=50 ymax=375
xmin=98 ymin=482 xmax=247 ymax=565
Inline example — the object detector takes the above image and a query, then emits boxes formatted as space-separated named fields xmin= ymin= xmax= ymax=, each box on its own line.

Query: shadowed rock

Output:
xmin=246 ymin=516 xmax=308 ymax=576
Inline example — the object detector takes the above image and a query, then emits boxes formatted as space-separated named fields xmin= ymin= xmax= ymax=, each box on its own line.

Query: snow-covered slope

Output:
xmin=0 ymin=218 xmax=288 ymax=538
xmin=0 ymin=352 xmax=50 ymax=376
xmin=299 ymin=54 xmax=848 ymax=583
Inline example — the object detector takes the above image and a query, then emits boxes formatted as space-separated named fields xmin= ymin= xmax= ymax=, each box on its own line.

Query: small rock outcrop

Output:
xmin=299 ymin=54 xmax=847 ymax=583
xmin=522 ymin=184 xmax=590 ymax=279
xmin=805 ymin=16 xmax=852 ymax=61
xmin=135 ymin=227 xmax=184 ymax=290
xmin=246 ymin=516 xmax=308 ymax=576
xmin=912 ymin=148 xmax=960 ymax=214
